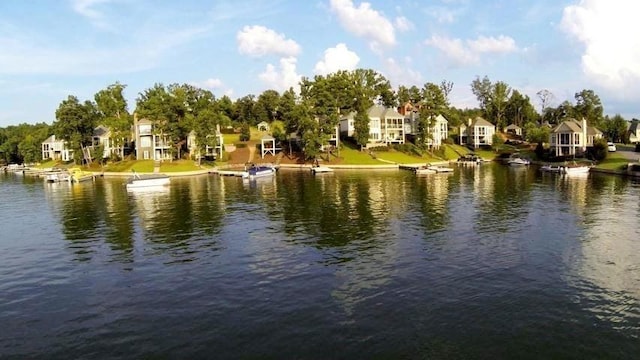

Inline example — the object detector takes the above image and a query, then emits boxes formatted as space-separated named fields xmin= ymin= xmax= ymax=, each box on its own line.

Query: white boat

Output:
xmin=244 ymin=165 xmax=276 ymax=180
xmin=126 ymin=171 xmax=170 ymax=189
xmin=68 ymin=167 xmax=95 ymax=183
xmin=457 ymin=155 xmax=483 ymax=165
xmin=508 ymin=157 xmax=530 ymax=166
xmin=428 ymin=165 xmax=454 ymax=173
xmin=44 ymin=171 xmax=70 ymax=183
xmin=415 ymin=166 xmax=436 ymax=175
xmin=562 ymin=165 xmax=590 ymax=175
xmin=311 ymin=165 xmax=334 ymax=173
xmin=540 ymin=164 xmax=563 ymax=173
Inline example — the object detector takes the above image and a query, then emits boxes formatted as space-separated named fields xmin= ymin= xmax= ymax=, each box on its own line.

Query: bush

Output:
xmin=588 ymin=138 xmax=608 ymax=161
xmin=239 ymin=123 xmax=250 ymax=141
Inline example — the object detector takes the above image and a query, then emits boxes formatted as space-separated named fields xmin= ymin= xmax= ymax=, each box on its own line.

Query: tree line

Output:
xmin=0 ymin=70 xmax=635 ymax=164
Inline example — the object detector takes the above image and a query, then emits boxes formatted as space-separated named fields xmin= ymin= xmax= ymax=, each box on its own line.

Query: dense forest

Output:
xmin=0 ymin=70 xmax=633 ymax=164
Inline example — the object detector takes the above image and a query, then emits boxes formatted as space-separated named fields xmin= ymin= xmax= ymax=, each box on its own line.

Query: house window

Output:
xmin=139 ymin=124 xmax=152 ymax=135
xmin=140 ymin=136 xmax=151 ymax=148
xmin=560 ymin=133 xmax=570 ymax=145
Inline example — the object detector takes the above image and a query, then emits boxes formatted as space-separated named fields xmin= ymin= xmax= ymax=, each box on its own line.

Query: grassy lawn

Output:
xmin=335 ymin=146 xmax=381 ymax=165
xmin=35 ymin=160 xmax=61 ymax=169
xmin=594 ymin=152 xmax=629 ymax=170
xmin=474 ymin=149 xmax=498 ymax=160
xmin=160 ymin=160 xmax=202 ymax=172
xmin=103 ymin=160 xmax=155 ymax=173
xmin=376 ymin=151 xmax=432 ymax=164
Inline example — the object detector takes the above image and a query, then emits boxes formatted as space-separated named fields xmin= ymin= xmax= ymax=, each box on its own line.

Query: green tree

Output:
xmin=603 ymin=114 xmax=628 ymax=143
xmin=489 ymin=81 xmax=511 ymax=130
xmin=94 ymin=82 xmax=132 ymax=160
xmin=470 ymin=75 xmax=493 ymax=113
xmin=574 ymin=89 xmax=604 ymax=127
xmin=255 ymin=89 xmax=280 ymax=123
xmin=53 ymin=95 xmax=99 ymax=163
xmin=17 ymin=134 xmax=41 ymax=164
xmin=506 ymin=90 xmax=539 ymax=127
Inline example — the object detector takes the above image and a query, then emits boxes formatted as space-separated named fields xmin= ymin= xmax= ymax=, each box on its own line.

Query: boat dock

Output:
xmin=216 ymin=170 xmax=248 ymax=177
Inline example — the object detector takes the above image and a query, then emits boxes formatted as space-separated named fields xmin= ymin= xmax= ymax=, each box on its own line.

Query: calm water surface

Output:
xmin=1 ymin=165 xmax=639 ymax=359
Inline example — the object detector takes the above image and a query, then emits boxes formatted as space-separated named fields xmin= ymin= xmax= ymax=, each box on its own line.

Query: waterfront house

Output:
xmin=340 ymin=105 xmax=405 ymax=148
xmin=41 ymin=135 xmax=73 ymax=162
xmin=133 ymin=117 xmax=172 ymax=161
xmin=187 ymin=126 xmax=224 ymax=160
xmin=628 ymin=119 xmax=639 ymax=144
xmin=505 ymin=124 xmax=522 ymax=137
xmin=459 ymin=117 xmax=496 ymax=148
xmin=549 ymin=118 xmax=603 ymax=157
xmin=91 ymin=125 xmax=130 ymax=159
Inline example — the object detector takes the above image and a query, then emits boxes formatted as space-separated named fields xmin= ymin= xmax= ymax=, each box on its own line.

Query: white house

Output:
xmin=187 ymin=126 xmax=224 ymax=160
xmin=549 ymin=118 xmax=603 ymax=157
xmin=340 ymin=105 xmax=405 ymax=148
xmin=459 ymin=117 xmax=496 ymax=148
xmin=505 ymin=124 xmax=522 ymax=137
xmin=41 ymin=135 xmax=73 ymax=162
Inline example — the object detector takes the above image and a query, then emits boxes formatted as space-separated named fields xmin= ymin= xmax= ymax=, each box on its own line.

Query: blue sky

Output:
xmin=1 ymin=0 xmax=638 ymax=127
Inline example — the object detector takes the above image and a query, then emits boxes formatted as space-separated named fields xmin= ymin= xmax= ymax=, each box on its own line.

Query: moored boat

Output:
xmin=562 ymin=165 xmax=590 ymax=175
xmin=68 ymin=167 xmax=95 ymax=183
xmin=540 ymin=164 xmax=563 ymax=173
xmin=457 ymin=155 xmax=483 ymax=165
xmin=508 ymin=157 xmax=530 ymax=166
xmin=244 ymin=164 xmax=276 ymax=180
xmin=126 ymin=171 xmax=170 ymax=189
xmin=311 ymin=165 xmax=334 ymax=174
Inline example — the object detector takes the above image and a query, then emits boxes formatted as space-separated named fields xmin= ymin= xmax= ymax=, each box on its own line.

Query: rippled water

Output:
xmin=1 ymin=165 xmax=639 ymax=359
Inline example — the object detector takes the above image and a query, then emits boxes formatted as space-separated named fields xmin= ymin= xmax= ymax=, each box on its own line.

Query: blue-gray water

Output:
xmin=1 ymin=165 xmax=639 ymax=359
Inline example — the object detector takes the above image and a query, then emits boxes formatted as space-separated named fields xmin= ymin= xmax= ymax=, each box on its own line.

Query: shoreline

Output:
xmin=15 ymin=159 xmax=640 ymax=179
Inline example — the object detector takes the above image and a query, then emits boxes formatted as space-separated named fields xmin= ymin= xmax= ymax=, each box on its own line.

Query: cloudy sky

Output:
xmin=0 ymin=0 xmax=638 ymax=126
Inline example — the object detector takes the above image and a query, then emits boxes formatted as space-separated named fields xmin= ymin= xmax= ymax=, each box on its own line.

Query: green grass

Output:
xmin=103 ymin=160 xmax=154 ymax=173
xmin=376 ymin=151 xmax=430 ymax=164
xmin=594 ymin=152 xmax=629 ymax=170
xmin=35 ymin=159 xmax=60 ymax=169
xmin=442 ymin=144 xmax=466 ymax=160
xmin=160 ymin=160 xmax=201 ymax=172
xmin=474 ymin=149 xmax=498 ymax=160
xmin=337 ymin=146 xmax=382 ymax=165
xmin=224 ymin=133 xmax=241 ymax=144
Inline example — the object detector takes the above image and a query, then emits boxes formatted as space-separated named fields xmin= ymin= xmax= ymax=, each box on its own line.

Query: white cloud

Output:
xmin=560 ymin=0 xmax=640 ymax=91
xmin=314 ymin=43 xmax=360 ymax=75
xmin=424 ymin=6 xmax=460 ymax=24
xmin=259 ymin=57 xmax=301 ymax=92
xmin=383 ymin=57 xmax=422 ymax=88
xmin=329 ymin=0 xmax=395 ymax=51
xmin=468 ymin=35 xmax=516 ymax=54
xmin=425 ymin=34 xmax=518 ymax=66
xmin=236 ymin=25 xmax=301 ymax=58
xmin=394 ymin=16 xmax=414 ymax=32
xmin=71 ymin=0 xmax=114 ymax=28
xmin=190 ymin=78 xmax=223 ymax=89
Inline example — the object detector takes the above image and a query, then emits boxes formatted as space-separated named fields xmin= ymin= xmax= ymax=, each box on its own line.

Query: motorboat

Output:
xmin=244 ymin=164 xmax=276 ymax=180
xmin=68 ymin=167 xmax=95 ymax=183
xmin=415 ymin=167 xmax=436 ymax=175
xmin=425 ymin=164 xmax=454 ymax=173
xmin=540 ymin=164 xmax=563 ymax=173
xmin=311 ymin=165 xmax=334 ymax=174
xmin=457 ymin=155 xmax=482 ymax=165
xmin=562 ymin=165 xmax=590 ymax=175
xmin=126 ymin=171 xmax=170 ymax=189
xmin=44 ymin=170 xmax=70 ymax=183
xmin=508 ymin=157 xmax=530 ymax=166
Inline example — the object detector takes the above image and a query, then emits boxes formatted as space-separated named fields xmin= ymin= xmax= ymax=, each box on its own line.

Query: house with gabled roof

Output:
xmin=505 ymin=124 xmax=522 ymax=137
xmin=133 ymin=116 xmax=172 ymax=161
xmin=187 ymin=125 xmax=224 ymax=160
xmin=340 ymin=105 xmax=405 ymax=148
xmin=459 ymin=117 xmax=496 ymax=148
xmin=41 ymin=135 xmax=73 ymax=162
xmin=91 ymin=125 xmax=130 ymax=159
xmin=549 ymin=118 xmax=603 ymax=157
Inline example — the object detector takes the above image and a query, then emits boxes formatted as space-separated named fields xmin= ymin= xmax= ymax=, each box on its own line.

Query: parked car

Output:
xmin=607 ymin=142 xmax=616 ymax=152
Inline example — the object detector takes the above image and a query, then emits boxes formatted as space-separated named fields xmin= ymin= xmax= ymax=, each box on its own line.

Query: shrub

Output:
xmin=589 ymin=138 xmax=608 ymax=161
xmin=239 ymin=123 xmax=250 ymax=141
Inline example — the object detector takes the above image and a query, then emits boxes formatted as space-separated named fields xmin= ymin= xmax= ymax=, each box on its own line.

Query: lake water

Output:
xmin=1 ymin=165 xmax=639 ymax=359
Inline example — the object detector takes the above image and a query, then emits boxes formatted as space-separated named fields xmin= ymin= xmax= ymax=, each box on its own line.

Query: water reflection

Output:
xmin=567 ymin=174 xmax=640 ymax=332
